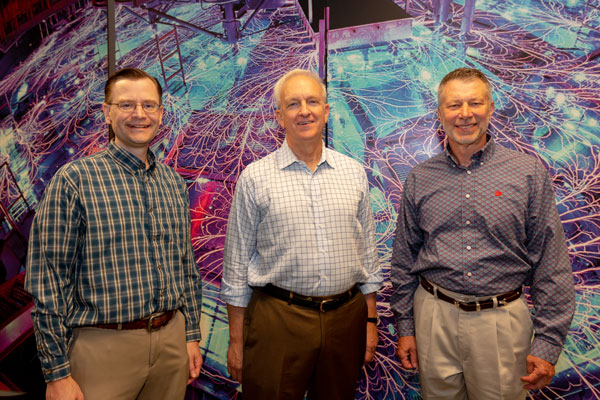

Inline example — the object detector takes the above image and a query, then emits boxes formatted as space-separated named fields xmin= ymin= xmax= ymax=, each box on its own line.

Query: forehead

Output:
xmin=440 ymin=78 xmax=488 ymax=101
xmin=281 ymin=75 xmax=324 ymax=100
xmin=109 ymin=78 xmax=160 ymax=100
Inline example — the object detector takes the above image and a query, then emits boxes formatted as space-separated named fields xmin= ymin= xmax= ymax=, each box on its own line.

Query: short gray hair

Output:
xmin=273 ymin=69 xmax=327 ymax=109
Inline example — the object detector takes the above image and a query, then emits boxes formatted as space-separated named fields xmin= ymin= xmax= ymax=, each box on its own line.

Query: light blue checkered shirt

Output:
xmin=221 ymin=140 xmax=382 ymax=307
xmin=26 ymin=142 xmax=203 ymax=382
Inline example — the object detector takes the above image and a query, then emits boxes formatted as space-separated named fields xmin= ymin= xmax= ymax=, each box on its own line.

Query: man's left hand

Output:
xmin=364 ymin=320 xmax=378 ymax=363
xmin=520 ymin=354 xmax=555 ymax=390
xmin=186 ymin=341 xmax=203 ymax=384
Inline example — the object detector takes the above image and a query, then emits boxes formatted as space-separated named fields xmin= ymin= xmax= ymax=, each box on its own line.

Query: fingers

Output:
xmin=397 ymin=336 xmax=418 ymax=370
xmin=520 ymin=355 xmax=555 ymax=390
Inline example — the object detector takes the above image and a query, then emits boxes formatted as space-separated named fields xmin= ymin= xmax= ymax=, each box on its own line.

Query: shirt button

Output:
xmin=157 ymin=265 xmax=162 ymax=270
xmin=467 ymin=170 xmax=472 ymax=175
xmin=467 ymin=272 xmax=473 ymax=277
xmin=148 ymin=206 xmax=153 ymax=213
xmin=465 ymin=194 xmax=471 ymax=199
xmin=466 ymin=220 xmax=471 ymax=225
xmin=480 ymin=162 xmax=484 ymax=166
xmin=153 ymin=236 xmax=157 ymax=241
xmin=466 ymin=245 xmax=472 ymax=250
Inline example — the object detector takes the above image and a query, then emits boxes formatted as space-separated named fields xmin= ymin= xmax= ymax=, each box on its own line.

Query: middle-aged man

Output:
xmin=26 ymin=67 xmax=203 ymax=400
xmin=221 ymin=69 xmax=383 ymax=399
xmin=391 ymin=67 xmax=575 ymax=399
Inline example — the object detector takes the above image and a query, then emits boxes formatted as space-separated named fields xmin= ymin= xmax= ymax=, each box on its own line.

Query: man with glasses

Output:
xmin=26 ymin=67 xmax=203 ymax=399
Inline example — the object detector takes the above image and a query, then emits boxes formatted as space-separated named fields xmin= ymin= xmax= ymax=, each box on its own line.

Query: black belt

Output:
xmin=92 ymin=310 xmax=175 ymax=332
xmin=420 ymin=277 xmax=521 ymax=312
xmin=257 ymin=284 xmax=360 ymax=312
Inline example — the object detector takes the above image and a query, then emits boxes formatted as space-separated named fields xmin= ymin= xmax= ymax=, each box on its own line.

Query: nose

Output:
xmin=458 ymin=103 xmax=472 ymax=118
xmin=299 ymin=101 xmax=310 ymax=115
xmin=132 ymin=103 xmax=145 ymax=117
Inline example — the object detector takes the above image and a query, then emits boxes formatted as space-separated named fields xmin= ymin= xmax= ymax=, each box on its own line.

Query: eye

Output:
xmin=142 ymin=102 xmax=159 ymax=112
xmin=119 ymin=102 xmax=134 ymax=111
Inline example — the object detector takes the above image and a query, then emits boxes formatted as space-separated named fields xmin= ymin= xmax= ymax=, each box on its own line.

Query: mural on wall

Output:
xmin=0 ymin=0 xmax=598 ymax=398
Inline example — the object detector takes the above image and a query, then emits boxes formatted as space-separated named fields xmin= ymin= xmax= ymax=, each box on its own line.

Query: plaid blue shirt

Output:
xmin=26 ymin=142 xmax=202 ymax=382
xmin=221 ymin=140 xmax=382 ymax=307
xmin=391 ymin=137 xmax=575 ymax=364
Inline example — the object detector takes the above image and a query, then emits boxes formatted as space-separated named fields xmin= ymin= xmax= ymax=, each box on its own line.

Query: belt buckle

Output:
xmin=147 ymin=313 xmax=164 ymax=332
xmin=320 ymin=298 xmax=335 ymax=312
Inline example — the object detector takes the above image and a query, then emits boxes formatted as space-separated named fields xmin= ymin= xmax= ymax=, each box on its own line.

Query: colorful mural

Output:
xmin=0 ymin=0 xmax=598 ymax=398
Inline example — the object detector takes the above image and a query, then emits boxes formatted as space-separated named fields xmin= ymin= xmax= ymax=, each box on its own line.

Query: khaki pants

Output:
xmin=242 ymin=289 xmax=367 ymax=400
xmin=414 ymin=284 xmax=532 ymax=400
xmin=70 ymin=310 xmax=188 ymax=400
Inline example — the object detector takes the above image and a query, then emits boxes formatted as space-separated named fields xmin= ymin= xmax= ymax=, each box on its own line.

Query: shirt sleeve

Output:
xmin=25 ymin=169 xmax=81 ymax=382
xmin=221 ymin=171 xmax=259 ymax=307
xmin=526 ymin=161 xmax=575 ymax=364
xmin=178 ymin=179 xmax=203 ymax=342
xmin=357 ymin=166 xmax=383 ymax=295
xmin=390 ymin=172 xmax=423 ymax=337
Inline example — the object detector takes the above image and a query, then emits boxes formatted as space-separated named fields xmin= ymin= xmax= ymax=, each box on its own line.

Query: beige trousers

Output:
xmin=242 ymin=289 xmax=367 ymax=400
xmin=414 ymin=284 xmax=532 ymax=400
xmin=69 ymin=310 xmax=189 ymax=400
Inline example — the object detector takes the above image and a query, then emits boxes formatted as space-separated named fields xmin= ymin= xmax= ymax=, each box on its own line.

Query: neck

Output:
xmin=448 ymin=138 xmax=487 ymax=167
xmin=114 ymin=141 xmax=150 ymax=168
xmin=287 ymin=138 xmax=322 ymax=172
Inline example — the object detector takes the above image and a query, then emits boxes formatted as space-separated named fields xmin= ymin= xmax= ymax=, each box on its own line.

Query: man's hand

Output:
xmin=46 ymin=376 xmax=84 ymax=400
xmin=397 ymin=335 xmax=418 ymax=369
xmin=227 ymin=340 xmax=243 ymax=383
xmin=364 ymin=320 xmax=378 ymax=363
xmin=520 ymin=354 xmax=555 ymax=390
xmin=226 ymin=304 xmax=246 ymax=383
xmin=186 ymin=341 xmax=203 ymax=384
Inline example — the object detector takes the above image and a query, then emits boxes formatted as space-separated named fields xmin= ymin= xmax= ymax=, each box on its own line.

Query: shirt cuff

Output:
xmin=396 ymin=318 xmax=416 ymax=337
xmin=359 ymin=282 xmax=382 ymax=296
xmin=41 ymin=358 xmax=71 ymax=383
xmin=185 ymin=328 xmax=202 ymax=343
xmin=220 ymin=278 xmax=253 ymax=307
xmin=530 ymin=337 xmax=563 ymax=365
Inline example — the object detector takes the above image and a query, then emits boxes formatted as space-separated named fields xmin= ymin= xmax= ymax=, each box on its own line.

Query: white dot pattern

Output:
xmin=390 ymin=138 xmax=575 ymax=363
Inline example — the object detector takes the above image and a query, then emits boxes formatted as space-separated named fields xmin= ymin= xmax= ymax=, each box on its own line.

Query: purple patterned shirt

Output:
xmin=390 ymin=137 xmax=575 ymax=364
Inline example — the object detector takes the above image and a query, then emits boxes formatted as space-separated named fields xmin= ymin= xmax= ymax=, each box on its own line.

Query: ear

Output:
xmin=275 ymin=109 xmax=284 ymax=129
xmin=324 ymin=103 xmax=330 ymax=124
xmin=158 ymin=105 xmax=164 ymax=126
xmin=102 ymin=103 xmax=111 ymax=124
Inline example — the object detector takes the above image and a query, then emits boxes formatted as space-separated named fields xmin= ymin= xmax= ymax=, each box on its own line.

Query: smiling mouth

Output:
xmin=298 ymin=121 xmax=313 ymax=126
xmin=128 ymin=124 xmax=150 ymax=129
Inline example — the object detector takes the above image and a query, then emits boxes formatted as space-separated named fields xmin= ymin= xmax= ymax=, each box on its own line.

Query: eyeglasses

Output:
xmin=107 ymin=102 xmax=161 ymax=113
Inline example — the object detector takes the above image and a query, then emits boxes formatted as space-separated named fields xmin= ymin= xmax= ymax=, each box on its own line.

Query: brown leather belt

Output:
xmin=420 ymin=277 xmax=521 ymax=312
xmin=92 ymin=310 xmax=175 ymax=332
xmin=257 ymin=284 xmax=360 ymax=312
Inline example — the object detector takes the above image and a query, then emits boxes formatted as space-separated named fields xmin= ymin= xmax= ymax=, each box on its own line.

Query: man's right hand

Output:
xmin=46 ymin=376 xmax=84 ymax=400
xmin=227 ymin=340 xmax=243 ymax=383
xmin=397 ymin=335 xmax=419 ymax=370
xmin=226 ymin=304 xmax=246 ymax=383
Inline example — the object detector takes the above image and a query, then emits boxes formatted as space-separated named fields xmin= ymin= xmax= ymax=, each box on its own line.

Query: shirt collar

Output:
xmin=444 ymin=134 xmax=495 ymax=167
xmin=276 ymin=139 xmax=335 ymax=170
xmin=107 ymin=142 xmax=156 ymax=174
